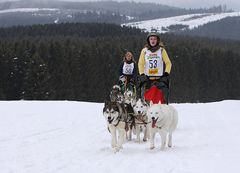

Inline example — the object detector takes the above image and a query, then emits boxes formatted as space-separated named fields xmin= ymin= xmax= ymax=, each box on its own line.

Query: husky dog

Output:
xmin=103 ymin=101 xmax=127 ymax=153
xmin=132 ymin=98 xmax=149 ymax=142
xmin=124 ymin=89 xmax=136 ymax=106
xmin=110 ymin=85 xmax=124 ymax=104
xmin=117 ymin=89 xmax=134 ymax=140
xmin=147 ymin=101 xmax=178 ymax=150
xmin=123 ymin=102 xmax=134 ymax=141
xmin=109 ymin=85 xmax=134 ymax=140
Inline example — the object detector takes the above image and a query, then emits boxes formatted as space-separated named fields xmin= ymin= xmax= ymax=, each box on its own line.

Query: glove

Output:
xmin=162 ymin=72 xmax=169 ymax=77
xmin=139 ymin=74 xmax=148 ymax=83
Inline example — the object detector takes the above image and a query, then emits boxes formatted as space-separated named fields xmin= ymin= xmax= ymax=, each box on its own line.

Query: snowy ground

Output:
xmin=0 ymin=8 xmax=59 ymax=14
xmin=0 ymin=100 xmax=240 ymax=173
xmin=123 ymin=12 xmax=240 ymax=33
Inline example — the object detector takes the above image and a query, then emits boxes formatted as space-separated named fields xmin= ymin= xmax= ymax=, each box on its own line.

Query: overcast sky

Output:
xmin=0 ymin=0 xmax=240 ymax=10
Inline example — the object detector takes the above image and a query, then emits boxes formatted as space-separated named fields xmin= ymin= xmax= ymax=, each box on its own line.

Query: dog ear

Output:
xmin=141 ymin=97 xmax=146 ymax=103
xmin=116 ymin=102 xmax=123 ymax=116
xmin=143 ymin=97 xmax=147 ymax=104
xmin=131 ymin=100 xmax=136 ymax=107
xmin=104 ymin=100 xmax=108 ymax=106
xmin=135 ymin=95 xmax=139 ymax=101
xmin=150 ymin=101 xmax=154 ymax=106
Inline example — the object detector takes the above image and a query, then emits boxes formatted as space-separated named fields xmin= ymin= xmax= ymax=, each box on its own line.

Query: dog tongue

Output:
xmin=152 ymin=119 xmax=157 ymax=128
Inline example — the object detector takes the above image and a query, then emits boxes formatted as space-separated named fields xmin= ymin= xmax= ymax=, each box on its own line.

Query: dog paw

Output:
xmin=113 ymin=147 xmax=120 ymax=153
xmin=150 ymin=146 xmax=155 ymax=150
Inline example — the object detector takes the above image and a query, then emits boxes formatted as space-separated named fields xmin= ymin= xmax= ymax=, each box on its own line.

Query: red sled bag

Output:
xmin=144 ymin=85 xmax=165 ymax=104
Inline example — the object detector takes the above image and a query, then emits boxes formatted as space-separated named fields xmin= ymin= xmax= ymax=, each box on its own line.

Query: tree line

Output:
xmin=179 ymin=16 xmax=240 ymax=41
xmin=0 ymin=23 xmax=239 ymax=103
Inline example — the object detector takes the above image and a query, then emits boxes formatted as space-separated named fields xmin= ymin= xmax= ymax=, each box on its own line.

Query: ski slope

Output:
xmin=123 ymin=12 xmax=240 ymax=33
xmin=0 ymin=100 xmax=240 ymax=173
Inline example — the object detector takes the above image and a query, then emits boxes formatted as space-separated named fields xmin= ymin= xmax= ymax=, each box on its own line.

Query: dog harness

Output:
xmin=135 ymin=114 xmax=148 ymax=125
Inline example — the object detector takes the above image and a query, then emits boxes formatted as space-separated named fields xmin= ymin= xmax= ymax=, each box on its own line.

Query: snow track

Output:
xmin=0 ymin=100 xmax=239 ymax=173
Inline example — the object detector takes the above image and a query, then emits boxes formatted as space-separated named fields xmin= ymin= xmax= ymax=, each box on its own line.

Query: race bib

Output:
xmin=148 ymin=68 xmax=159 ymax=75
xmin=148 ymin=59 xmax=158 ymax=75
xmin=144 ymin=49 xmax=163 ymax=76
xmin=123 ymin=62 xmax=134 ymax=75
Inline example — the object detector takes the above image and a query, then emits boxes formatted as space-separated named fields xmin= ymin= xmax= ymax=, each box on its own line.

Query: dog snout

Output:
xmin=138 ymin=110 xmax=141 ymax=114
xmin=152 ymin=117 xmax=155 ymax=120
xmin=108 ymin=116 xmax=111 ymax=120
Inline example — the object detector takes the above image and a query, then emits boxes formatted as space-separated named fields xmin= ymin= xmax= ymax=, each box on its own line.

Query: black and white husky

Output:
xmin=132 ymin=98 xmax=149 ymax=142
xmin=109 ymin=85 xmax=124 ymax=104
xmin=103 ymin=101 xmax=127 ymax=153
xmin=124 ymin=89 xmax=136 ymax=106
xmin=109 ymin=85 xmax=134 ymax=140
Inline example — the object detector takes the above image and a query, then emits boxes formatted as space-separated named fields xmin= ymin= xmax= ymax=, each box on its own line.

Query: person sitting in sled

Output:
xmin=138 ymin=32 xmax=172 ymax=104
xmin=118 ymin=51 xmax=137 ymax=93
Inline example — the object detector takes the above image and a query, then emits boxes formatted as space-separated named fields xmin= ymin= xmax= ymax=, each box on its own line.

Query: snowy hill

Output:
xmin=0 ymin=1 xmax=231 ymax=28
xmin=0 ymin=100 xmax=240 ymax=173
xmin=123 ymin=12 xmax=240 ymax=33
xmin=0 ymin=8 xmax=59 ymax=14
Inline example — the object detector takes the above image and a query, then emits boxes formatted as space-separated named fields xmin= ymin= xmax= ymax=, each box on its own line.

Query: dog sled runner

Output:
xmin=138 ymin=76 xmax=170 ymax=104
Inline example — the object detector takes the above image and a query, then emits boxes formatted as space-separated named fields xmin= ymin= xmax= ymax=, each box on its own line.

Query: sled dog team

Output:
xmin=103 ymin=86 xmax=178 ymax=153
xmin=103 ymin=32 xmax=178 ymax=153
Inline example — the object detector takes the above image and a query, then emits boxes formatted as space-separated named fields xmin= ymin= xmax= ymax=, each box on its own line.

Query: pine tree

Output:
xmin=21 ymin=52 xmax=51 ymax=100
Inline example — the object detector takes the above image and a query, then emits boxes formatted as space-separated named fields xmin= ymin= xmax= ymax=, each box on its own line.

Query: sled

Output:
xmin=144 ymin=85 xmax=165 ymax=104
